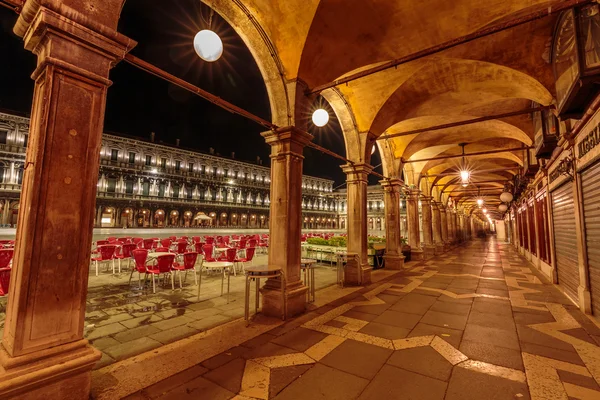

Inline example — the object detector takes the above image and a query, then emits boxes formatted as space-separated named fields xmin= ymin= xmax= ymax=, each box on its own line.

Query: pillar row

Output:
xmin=407 ymin=189 xmax=423 ymax=261
xmin=342 ymin=163 xmax=373 ymax=285
xmin=440 ymin=204 xmax=449 ymax=249
xmin=381 ymin=179 xmax=405 ymax=270
xmin=431 ymin=201 xmax=444 ymax=254
xmin=420 ymin=196 xmax=435 ymax=259
xmin=261 ymin=127 xmax=312 ymax=318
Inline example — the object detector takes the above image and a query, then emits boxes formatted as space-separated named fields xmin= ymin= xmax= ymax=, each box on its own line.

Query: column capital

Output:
xmin=420 ymin=195 xmax=433 ymax=205
xmin=342 ymin=163 xmax=373 ymax=183
xmin=407 ymin=188 xmax=421 ymax=199
xmin=379 ymin=178 xmax=403 ymax=190
xmin=24 ymin=7 xmax=135 ymax=83
xmin=261 ymin=126 xmax=313 ymax=147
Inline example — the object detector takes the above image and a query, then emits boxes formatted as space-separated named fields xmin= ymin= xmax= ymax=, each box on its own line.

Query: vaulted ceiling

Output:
xmin=206 ymin=0 xmax=566 ymax=219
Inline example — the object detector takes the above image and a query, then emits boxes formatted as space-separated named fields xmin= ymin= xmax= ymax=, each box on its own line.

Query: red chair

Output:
xmin=0 ymin=249 xmax=14 ymax=268
xmin=133 ymin=237 xmax=144 ymax=248
xmin=192 ymin=236 xmax=201 ymax=244
xmin=155 ymin=247 xmax=171 ymax=253
xmin=258 ymin=239 xmax=268 ymax=254
xmin=160 ymin=238 xmax=172 ymax=248
xmin=235 ymin=247 xmax=255 ymax=274
xmin=205 ymin=237 xmax=215 ymax=244
xmin=223 ymin=236 xmax=230 ymax=245
xmin=117 ymin=238 xmax=129 ymax=244
xmin=129 ymin=249 xmax=149 ymax=289
xmin=248 ymin=239 xmax=257 ymax=248
xmin=238 ymin=238 xmax=247 ymax=249
xmin=95 ymin=239 xmax=109 ymax=249
xmin=146 ymin=254 xmax=175 ymax=293
xmin=202 ymin=245 xmax=215 ymax=261
xmin=218 ymin=248 xmax=237 ymax=274
xmin=168 ymin=236 xmax=177 ymax=242
xmin=194 ymin=242 xmax=204 ymax=255
xmin=172 ymin=252 xmax=199 ymax=288
xmin=0 ymin=266 xmax=10 ymax=297
xmin=180 ymin=236 xmax=189 ymax=241
xmin=114 ymin=243 xmax=137 ymax=272
xmin=91 ymin=245 xmax=116 ymax=276
xmin=176 ymin=240 xmax=188 ymax=254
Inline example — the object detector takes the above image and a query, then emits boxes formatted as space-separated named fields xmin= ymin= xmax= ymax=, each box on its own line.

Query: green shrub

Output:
xmin=328 ymin=236 xmax=347 ymax=247
xmin=306 ymin=237 xmax=329 ymax=245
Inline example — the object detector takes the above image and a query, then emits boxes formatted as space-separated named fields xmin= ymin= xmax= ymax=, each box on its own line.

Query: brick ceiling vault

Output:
xmin=205 ymin=1 xmax=561 ymax=211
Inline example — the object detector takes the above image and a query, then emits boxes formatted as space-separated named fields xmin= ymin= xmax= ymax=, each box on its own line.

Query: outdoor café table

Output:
xmin=244 ymin=265 xmax=285 ymax=325
xmin=300 ymin=258 xmax=317 ymax=303
xmin=147 ymin=251 xmax=173 ymax=262
xmin=197 ymin=261 xmax=233 ymax=303
xmin=215 ymin=247 xmax=230 ymax=257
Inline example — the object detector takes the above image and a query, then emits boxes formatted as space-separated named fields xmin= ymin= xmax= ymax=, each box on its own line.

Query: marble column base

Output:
xmin=434 ymin=243 xmax=445 ymax=255
xmin=411 ymin=249 xmax=424 ymax=261
xmin=423 ymin=245 xmax=436 ymax=259
xmin=383 ymin=254 xmax=405 ymax=270
xmin=0 ymin=340 xmax=100 ymax=399
xmin=261 ymin=281 xmax=307 ymax=319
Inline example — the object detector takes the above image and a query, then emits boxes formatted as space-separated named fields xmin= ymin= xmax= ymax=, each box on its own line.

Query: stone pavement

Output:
xmin=123 ymin=237 xmax=600 ymax=400
xmin=0 ymin=253 xmax=338 ymax=369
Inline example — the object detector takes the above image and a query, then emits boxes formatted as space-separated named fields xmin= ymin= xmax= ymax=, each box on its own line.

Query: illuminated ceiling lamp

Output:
xmin=500 ymin=182 xmax=514 ymax=203
xmin=312 ymin=108 xmax=329 ymax=127
xmin=371 ymin=144 xmax=377 ymax=155
xmin=476 ymin=187 xmax=484 ymax=208
xmin=498 ymin=204 xmax=508 ymax=212
xmin=458 ymin=143 xmax=470 ymax=186
xmin=194 ymin=8 xmax=223 ymax=62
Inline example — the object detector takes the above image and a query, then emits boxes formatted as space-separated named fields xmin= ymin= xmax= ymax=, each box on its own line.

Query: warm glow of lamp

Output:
xmin=500 ymin=192 xmax=514 ymax=203
xmin=312 ymin=109 xmax=329 ymax=127
xmin=482 ymin=208 xmax=487 ymax=213
xmin=498 ymin=204 xmax=508 ymax=212
xmin=371 ymin=145 xmax=377 ymax=155
xmin=460 ymin=170 xmax=470 ymax=183
xmin=193 ymin=30 xmax=223 ymax=62
xmin=477 ymin=198 xmax=483 ymax=207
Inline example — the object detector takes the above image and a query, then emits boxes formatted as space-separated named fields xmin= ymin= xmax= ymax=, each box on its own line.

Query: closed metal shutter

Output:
xmin=582 ymin=162 xmax=600 ymax=316
xmin=552 ymin=183 xmax=579 ymax=302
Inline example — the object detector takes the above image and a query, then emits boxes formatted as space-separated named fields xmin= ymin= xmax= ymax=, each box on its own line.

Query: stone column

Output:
xmin=465 ymin=215 xmax=471 ymax=240
xmin=3 ymin=199 xmax=11 ymax=225
xmin=261 ymin=127 xmax=312 ymax=318
xmin=0 ymin=4 xmax=134 ymax=399
xmin=342 ymin=164 xmax=373 ymax=285
xmin=407 ymin=189 xmax=424 ymax=260
xmin=447 ymin=208 xmax=455 ymax=244
xmin=440 ymin=205 xmax=449 ymax=249
xmin=420 ymin=196 xmax=435 ymax=259
xmin=452 ymin=211 xmax=458 ymax=243
xmin=431 ymin=201 xmax=444 ymax=254
xmin=380 ymin=179 xmax=405 ymax=270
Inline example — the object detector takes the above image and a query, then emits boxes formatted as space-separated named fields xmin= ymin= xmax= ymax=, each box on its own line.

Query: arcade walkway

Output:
xmin=122 ymin=237 xmax=600 ymax=400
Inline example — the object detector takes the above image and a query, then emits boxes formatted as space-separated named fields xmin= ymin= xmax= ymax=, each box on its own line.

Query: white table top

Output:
xmin=148 ymin=252 xmax=174 ymax=258
xmin=203 ymin=261 xmax=233 ymax=269
xmin=215 ymin=247 xmax=231 ymax=252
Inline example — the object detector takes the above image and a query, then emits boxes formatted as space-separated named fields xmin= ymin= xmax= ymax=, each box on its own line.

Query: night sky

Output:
xmin=0 ymin=1 xmax=382 ymax=186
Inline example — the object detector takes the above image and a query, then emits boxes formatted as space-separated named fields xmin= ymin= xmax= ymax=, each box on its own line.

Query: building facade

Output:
xmin=0 ymin=111 xmax=340 ymax=229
